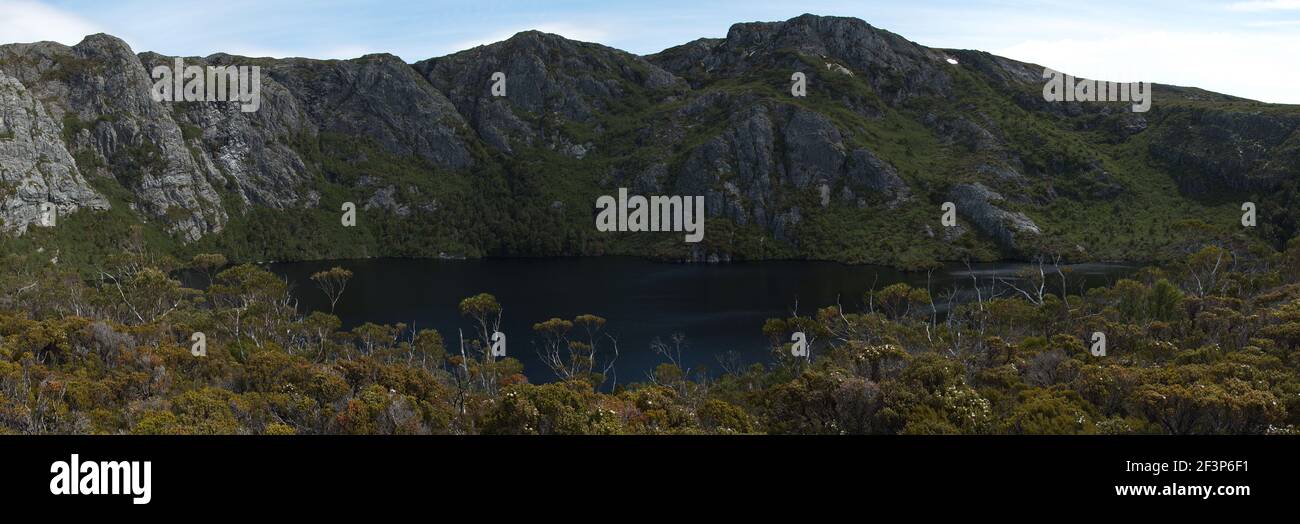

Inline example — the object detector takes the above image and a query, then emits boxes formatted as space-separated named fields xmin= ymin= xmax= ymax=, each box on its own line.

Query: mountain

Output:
xmin=1 ymin=14 xmax=1297 ymax=268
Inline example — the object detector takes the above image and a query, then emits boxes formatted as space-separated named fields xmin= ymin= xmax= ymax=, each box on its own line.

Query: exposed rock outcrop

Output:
xmin=1148 ymin=107 xmax=1300 ymax=196
xmin=0 ymin=69 xmax=107 ymax=232
xmin=949 ymin=183 xmax=1040 ymax=252
xmin=650 ymin=14 xmax=953 ymax=103
xmin=2 ymin=35 xmax=225 ymax=241
xmin=416 ymin=31 xmax=684 ymax=156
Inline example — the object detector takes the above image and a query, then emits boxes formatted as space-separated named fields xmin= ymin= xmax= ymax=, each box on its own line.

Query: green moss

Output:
xmin=180 ymin=123 xmax=203 ymax=141
xmin=39 ymin=54 xmax=102 ymax=83
xmin=61 ymin=113 xmax=117 ymax=143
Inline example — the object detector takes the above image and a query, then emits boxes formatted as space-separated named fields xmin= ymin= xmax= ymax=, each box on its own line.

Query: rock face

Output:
xmin=1 ymin=35 xmax=479 ymax=242
xmin=0 ymin=69 xmax=108 ymax=232
xmin=0 ymin=14 xmax=1296 ymax=264
xmin=1 ymin=35 xmax=225 ymax=241
xmin=670 ymin=99 xmax=910 ymax=234
xmin=949 ymin=183 xmax=1041 ymax=252
xmin=416 ymin=31 xmax=684 ymax=156
xmin=265 ymin=53 xmax=475 ymax=168
xmin=650 ymin=14 xmax=953 ymax=103
xmin=1147 ymin=107 xmax=1300 ymax=196
xmin=138 ymin=52 xmax=316 ymax=211
xmin=135 ymin=51 xmax=476 ymax=212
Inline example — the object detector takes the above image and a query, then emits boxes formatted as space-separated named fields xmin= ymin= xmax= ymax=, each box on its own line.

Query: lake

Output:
xmin=265 ymin=258 xmax=1133 ymax=385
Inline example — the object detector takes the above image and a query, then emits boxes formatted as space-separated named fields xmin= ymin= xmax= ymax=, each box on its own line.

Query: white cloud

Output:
xmin=1227 ymin=0 xmax=1300 ymax=11
xmin=1245 ymin=19 xmax=1300 ymax=26
xmin=996 ymin=31 xmax=1300 ymax=104
xmin=0 ymin=0 xmax=101 ymax=45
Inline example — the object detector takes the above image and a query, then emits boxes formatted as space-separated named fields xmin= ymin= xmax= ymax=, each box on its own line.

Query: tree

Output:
xmin=877 ymin=354 xmax=993 ymax=435
xmin=649 ymin=333 xmax=693 ymax=396
xmin=96 ymin=267 xmax=194 ymax=325
xmin=1147 ymin=279 xmax=1184 ymax=322
xmin=870 ymin=283 xmax=931 ymax=320
xmin=458 ymin=293 xmax=506 ymax=394
xmin=533 ymin=314 xmax=617 ymax=386
xmin=412 ymin=329 xmax=446 ymax=369
xmin=482 ymin=382 xmax=618 ymax=435
xmin=534 ymin=317 xmax=576 ymax=379
xmin=209 ymin=264 xmax=294 ymax=349
xmin=190 ymin=253 xmax=227 ymax=287
xmin=847 ymin=341 xmax=908 ymax=382
xmin=1134 ymin=382 xmax=1213 ymax=435
xmin=459 ymin=293 xmax=502 ymax=353
xmin=1005 ymin=389 xmax=1097 ymax=434
xmin=697 ymin=399 xmax=756 ymax=434
xmin=352 ymin=322 xmax=399 ymax=356
xmin=763 ymin=371 xmax=844 ymax=434
xmin=310 ymin=266 xmax=353 ymax=313
xmin=1184 ymin=246 xmax=1230 ymax=297
xmin=297 ymin=311 xmax=341 ymax=361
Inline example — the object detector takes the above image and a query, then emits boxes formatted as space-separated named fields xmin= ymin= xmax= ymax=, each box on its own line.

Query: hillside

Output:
xmin=1 ymin=14 xmax=1297 ymax=268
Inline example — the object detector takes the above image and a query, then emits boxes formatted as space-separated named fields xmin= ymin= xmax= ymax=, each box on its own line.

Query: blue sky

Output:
xmin=1 ymin=0 xmax=1298 ymax=103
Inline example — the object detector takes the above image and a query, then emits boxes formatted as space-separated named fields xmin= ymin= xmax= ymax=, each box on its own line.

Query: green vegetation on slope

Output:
xmin=2 ymin=235 xmax=1299 ymax=435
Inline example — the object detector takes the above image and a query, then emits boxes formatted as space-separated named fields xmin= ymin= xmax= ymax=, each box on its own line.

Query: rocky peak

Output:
xmin=650 ymin=14 xmax=952 ymax=102
xmin=1 ymin=33 xmax=227 ymax=242
xmin=265 ymin=52 xmax=474 ymax=169
xmin=416 ymin=30 xmax=684 ymax=155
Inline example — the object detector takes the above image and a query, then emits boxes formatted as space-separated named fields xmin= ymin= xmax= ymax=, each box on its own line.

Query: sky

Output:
xmin=0 ymin=0 xmax=1297 ymax=103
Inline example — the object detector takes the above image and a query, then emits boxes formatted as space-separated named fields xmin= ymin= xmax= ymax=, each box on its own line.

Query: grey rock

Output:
xmin=416 ymin=30 xmax=685 ymax=156
xmin=650 ymin=14 xmax=952 ymax=103
xmin=949 ymin=183 xmax=1040 ymax=251
xmin=772 ymin=207 xmax=802 ymax=243
xmin=847 ymin=149 xmax=910 ymax=206
xmin=0 ymin=70 xmax=108 ymax=232
xmin=364 ymin=185 xmax=410 ymax=217
xmin=783 ymin=108 xmax=845 ymax=189
xmin=671 ymin=97 xmax=909 ymax=242
xmin=267 ymin=53 xmax=474 ymax=168
xmin=630 ymin=163 xmax=667 ymax=194
xmin=1148 ymin=108 xmax=1300 ymax=195
xmin=2 ymin=35 xmax=226 ymax=241
xmin=138 ymin=52 xmax=316 ymax=211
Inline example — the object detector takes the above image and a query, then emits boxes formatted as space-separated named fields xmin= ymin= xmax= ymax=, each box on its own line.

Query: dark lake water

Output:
xmin=264 ymin=258 xmax=1133 ymax=385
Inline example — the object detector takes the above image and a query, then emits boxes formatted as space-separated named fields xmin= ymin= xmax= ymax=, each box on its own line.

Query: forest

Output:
xmin=1 ymin=228 xmax=1297 ymax=435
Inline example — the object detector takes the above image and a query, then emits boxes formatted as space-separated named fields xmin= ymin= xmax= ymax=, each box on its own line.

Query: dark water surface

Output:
xmin=266 ymin=258 xmax=1133 ymax=384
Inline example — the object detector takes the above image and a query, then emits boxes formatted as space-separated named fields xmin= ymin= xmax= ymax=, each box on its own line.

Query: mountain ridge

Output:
xmin=1 ymin=14 xmax=1297 ymax=269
